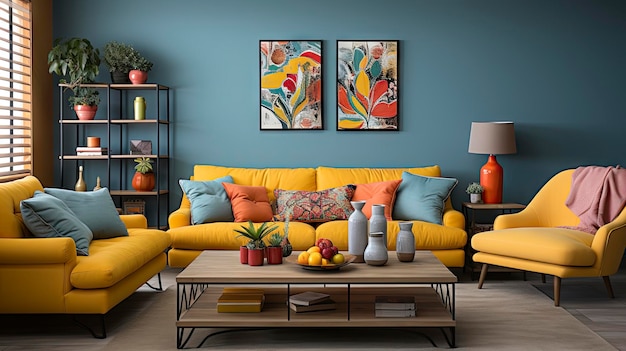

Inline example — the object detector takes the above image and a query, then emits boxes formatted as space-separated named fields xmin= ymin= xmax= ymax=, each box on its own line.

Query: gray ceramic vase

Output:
xmin=369 ymin=204 xmax=387 ymax=248
xmin=396 ymin=221 xmax=416 ymax=262
xmin=348 ymin=200 xmax=368 ymax=263
xmin=364 ymin=231 xmax=388 ymax=266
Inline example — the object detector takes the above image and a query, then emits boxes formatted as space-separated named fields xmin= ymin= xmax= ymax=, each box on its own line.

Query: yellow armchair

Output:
xmin=471 ymin=169 xmax=626 ymax=306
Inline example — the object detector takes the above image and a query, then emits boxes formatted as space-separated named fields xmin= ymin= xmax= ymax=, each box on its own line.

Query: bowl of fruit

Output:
xmin=286 ymin=238 xmax=355 ymax=271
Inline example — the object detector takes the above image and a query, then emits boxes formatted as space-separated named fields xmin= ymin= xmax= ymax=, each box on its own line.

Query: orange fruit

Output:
xmin=321 ymin=258 xmax=329 ymax=266
xmin=307 ymin=246 xmax=321 ymax=254
xmin=332 ymin=253 xmax=345 ymax=264
xmin=308 ymin=252 xmax=322 ymax=265
xmin=297 ymin=251 xmax=310 ymax=264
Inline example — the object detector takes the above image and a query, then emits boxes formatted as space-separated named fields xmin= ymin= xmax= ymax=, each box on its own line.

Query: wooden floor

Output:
xmin=462 ymin=258 xmax=626 ymax=351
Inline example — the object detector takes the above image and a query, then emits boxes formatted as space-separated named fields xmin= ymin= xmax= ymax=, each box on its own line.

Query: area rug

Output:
xmin=0 ymin=268 xmax=617 ymax=351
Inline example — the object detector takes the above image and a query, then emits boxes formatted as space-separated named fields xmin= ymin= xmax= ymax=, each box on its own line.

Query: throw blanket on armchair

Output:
xmin=564 ymin=165 xmax=626 ymax=234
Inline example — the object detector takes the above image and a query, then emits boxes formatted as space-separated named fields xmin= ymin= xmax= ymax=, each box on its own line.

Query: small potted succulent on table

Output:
xmin=466 ymin=182 xmax=484 ymax=203
xmin=235 ymin=221 xmax=278 ymax=266
xmin=266 ymin=233 xmax=284 ymax=264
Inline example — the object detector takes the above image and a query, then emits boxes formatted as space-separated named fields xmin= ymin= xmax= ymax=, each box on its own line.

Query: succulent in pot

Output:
xmin=234 ymin=221 xmax=278 ymax=266
xmin=267 ymin=233 xmax=284 ymax=264
xmin=103 ymin=41 xmax=136 ymax=83
xmin=68 ymin=87 xmax=100 ymax=120
xmin=128 ymin=50 xmax=154 ymax=84
xmin=466 ymin=182 xmax=484 ymax=203
xmin=132 ymin=157 xmax=155 ymax=192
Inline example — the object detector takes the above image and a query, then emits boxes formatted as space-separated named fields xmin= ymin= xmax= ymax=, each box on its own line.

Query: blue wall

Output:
xmin=53 ymin=0 xmax=626 ymax=211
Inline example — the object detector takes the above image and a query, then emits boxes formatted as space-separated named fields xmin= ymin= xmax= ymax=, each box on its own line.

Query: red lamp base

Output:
xmin=480 ymin=155 xmax=503 ymax=204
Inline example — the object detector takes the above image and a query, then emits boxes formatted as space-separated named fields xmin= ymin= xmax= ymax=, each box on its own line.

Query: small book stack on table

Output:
xmin=374 ymin=295 xmax=416 ymax=317
xmin=216 ymin=288 xmax=265 ymax=313
xmin=289 ymin=291 xmax=336 ymax=313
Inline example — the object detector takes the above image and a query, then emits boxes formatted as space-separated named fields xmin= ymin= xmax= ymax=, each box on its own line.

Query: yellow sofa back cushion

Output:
xmin=316 ymin=165 xmax=441 ymax=189
xmin=193 ymin=165 xmax=317 ymax=202
xmin=0 ymin=176 xmax=44 ymax=238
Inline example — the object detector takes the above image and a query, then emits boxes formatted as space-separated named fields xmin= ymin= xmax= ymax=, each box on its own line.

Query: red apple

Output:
xmin=331 ymin=246 xmax=339 ymax=255
xmin=321 ymin=247 xmax=335 ymax=260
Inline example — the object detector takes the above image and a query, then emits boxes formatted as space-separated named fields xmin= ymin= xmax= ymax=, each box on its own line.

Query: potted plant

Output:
xmin=68 ymin=87 xmax=100 ymax=120
xmin=132 ymin=157 xmax=155 ymax=192
xmin=466 ymin=182 xmax=484 ymax=203
xmin=128 ymin=50 xmax=153 ymax=84
xmin=234 ymin=221 xmax=278 ymax=266
xmin=103 ymin=41 xmax=135 ymax=83
xmin=267 ymin=233 xmax=284 ymax=264
xmin=281 ymin=217 xmax=292 ymax=257
xmin=48 ymin=37 xmax=101 ymax=119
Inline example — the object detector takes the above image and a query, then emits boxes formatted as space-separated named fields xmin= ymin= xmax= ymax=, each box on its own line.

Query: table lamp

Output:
xmin=468 ymin=121 xmax=516 ymax=204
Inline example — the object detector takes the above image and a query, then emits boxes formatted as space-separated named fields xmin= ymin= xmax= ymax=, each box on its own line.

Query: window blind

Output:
xmin=0 ymin=0 xmax=31 ymax=182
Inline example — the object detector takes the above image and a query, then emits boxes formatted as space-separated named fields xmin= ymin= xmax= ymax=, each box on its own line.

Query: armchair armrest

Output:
xmin=442 ymin=208 xmax=465 ymax=230
xmin=493 ymin=207 xmax=542 ymax=230
xmin=0 ymin=237 xmax=76 ymax=264
xmin=120 ymin=214 xmax=148 ymax=229
xmin=169 ymin=207 xmax=191 ymax=229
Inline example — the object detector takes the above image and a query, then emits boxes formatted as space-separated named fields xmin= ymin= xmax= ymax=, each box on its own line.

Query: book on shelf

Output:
xmin=216 ymin=288 xmax=265 ymax=313
xmin=76 ymin=147 xmax=108 ymax=156
xmin=288 ymin=291 xmax=331 ymax=306
xmin=375 ymin=308 xmax=416 ymax=318
xmin=374 ymin=295 xmax=416 ymax=310
xmin=289 ymin=299 xmax=336 ymax=313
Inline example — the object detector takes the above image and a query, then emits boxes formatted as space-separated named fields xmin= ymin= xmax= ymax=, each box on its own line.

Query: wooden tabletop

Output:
xmin=176 ymin=250 xmax=457 ymax=284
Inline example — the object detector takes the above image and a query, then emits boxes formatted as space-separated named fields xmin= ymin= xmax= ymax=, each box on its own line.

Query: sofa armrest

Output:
xmin=120 ymin=214 xmax=148 ymax=229
xmin=0 ymin=237 xmax=76 ymax=264
xmin=442 ymin=208 xmax=465 ymax=230
xmin=169 ymin=207 xmax=191 ymax=229
xmin=493 ymin=208 xmax=542 ymax=230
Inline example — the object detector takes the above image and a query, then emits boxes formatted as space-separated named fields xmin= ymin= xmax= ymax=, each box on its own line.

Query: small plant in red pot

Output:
xmin=234 ymin=221 xmax=278 ymax=266
xmin=266 ymin=233 xmax=284 ymax=264
xmin=69 ymin=87 xmax=100 ymax=120
xmin=128 ymin=52 xmax=153 ymax=84
xmin=132 ymin=157 xmax=155 ymax=192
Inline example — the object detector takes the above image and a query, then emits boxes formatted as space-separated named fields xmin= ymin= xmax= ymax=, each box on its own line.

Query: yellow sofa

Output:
xmin=0 ymin=176 xmax=171 ymax=336
xmin=168 ymin=164 xmax=466 ymax=268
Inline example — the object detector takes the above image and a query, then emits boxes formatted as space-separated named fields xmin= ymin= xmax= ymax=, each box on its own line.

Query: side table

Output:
xmin=462 ymin=202 xmax=526 ymax=278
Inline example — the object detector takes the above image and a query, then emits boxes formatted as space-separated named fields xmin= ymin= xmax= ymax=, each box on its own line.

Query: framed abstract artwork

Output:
xmin=260 ymin=40 xmax=323 ymax=130
xmin=336 ymin=40 xmax=399 ymax=131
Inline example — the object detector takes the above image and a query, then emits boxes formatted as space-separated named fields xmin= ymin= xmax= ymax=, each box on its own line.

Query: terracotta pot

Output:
xmin=247 ymin=249 xmax=264 ymax=266
xmin=132 ymin=172 xmax=155 ymax=191
xmin=240 ymin=246 xmax=248 ymax=264
xmin=74 ymin=105 xmax=97 ymax=120
xmin=266 ymin=247 xmax=283 ymax=264
xmin=128 ymin=70 xmax=148 ymax=84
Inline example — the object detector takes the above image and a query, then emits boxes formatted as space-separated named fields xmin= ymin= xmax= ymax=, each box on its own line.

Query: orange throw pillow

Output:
xmin=222 ymin=182 xmax=273 ymax=222
xmin=352 ymin=179 xmax=402 ymax=220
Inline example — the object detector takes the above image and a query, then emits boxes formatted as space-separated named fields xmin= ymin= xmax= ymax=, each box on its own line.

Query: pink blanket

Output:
xmin=564 ymin=165 xmax=626 ymax=234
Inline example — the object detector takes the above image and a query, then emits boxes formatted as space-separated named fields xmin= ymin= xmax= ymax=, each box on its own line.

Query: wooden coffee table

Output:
xmin=176 ymin=250 xmax=457 ymax=348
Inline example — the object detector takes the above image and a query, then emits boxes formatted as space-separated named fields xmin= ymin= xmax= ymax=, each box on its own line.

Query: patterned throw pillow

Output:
xmin=274 ymin=185 xmax=356 ymax=222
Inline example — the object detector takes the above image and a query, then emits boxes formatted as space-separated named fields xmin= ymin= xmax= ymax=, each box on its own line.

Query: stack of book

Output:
xmin=374 ymin=295 xmax=416 ymax=317
xmin=216 ymin=287 xmax=265 ymax=313
xmin=76 ymin=146 xmax=108 ymax=156
xmin=289 ymin=291 xmax=336 ymax=313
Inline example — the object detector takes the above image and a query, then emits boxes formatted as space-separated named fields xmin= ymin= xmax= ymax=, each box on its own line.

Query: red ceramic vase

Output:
xmin=74 ymin=105 xmax=97 ymax=120
xmin=266 ymin=247 xmax=283 ymax=264
xmin=128 ymin=70 xmax=148 ymax=84
xmin=247 ymin=249 xmax=264 ymax=266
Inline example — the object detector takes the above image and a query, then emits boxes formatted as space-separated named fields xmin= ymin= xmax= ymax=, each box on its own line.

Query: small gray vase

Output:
xmin=396 ymin=221 xmax=416 ymax=262
xmin=369 ymin=204 xmax=387 ymax=248
xmin=348 ymin=200 xmax=368 ymax=263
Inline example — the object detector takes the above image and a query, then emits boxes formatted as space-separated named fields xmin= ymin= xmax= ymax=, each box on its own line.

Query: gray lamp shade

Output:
xmin=468 ymin=122 xmax=517 ymax=155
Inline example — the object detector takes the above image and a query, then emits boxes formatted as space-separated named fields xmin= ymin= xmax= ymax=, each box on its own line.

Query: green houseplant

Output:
xmin=235 ymin=221 xmax=278 ymax=266
xmin=466 ymin=182 xmax=484 ymax=203
xmin=103 ymin=41 xmax=135 ymax=83
xmin=128 ymin=49 xmax=154 ymax=84
xmin=132 ymin=157 xmax=155 ymax=192
xmin=267 ymin=232 xmax=284 ymax=264
xmin=48 ymin=37 xmax=101 ymax=119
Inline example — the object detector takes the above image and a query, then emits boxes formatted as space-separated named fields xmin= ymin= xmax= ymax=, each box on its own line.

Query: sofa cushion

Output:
xmin=274 ymin=185 xmax=356 ymax=222
xmin=222 ymin=182 xmax=273 ymax=222
xmin=70 ymin=228 xmax=171 ymax=289
xmin=393 ymin=172 xmax=457 ymax=225
xmin=193 ymin=165 xmax=317 ymax=202
xmin=179 ymin=176 xmax=234 ymax=224
xmin=352 ymin=179 xmax=402 ymax=220
xmin=316 ymin=165 xmax=441 ymax=189
xmin=44 ymin=187 xmax=128 ymax=239
xmin=471 ymin=228 xmax=596 ymax=266
xmin=20 ymin=191 xmax=92 ymax=256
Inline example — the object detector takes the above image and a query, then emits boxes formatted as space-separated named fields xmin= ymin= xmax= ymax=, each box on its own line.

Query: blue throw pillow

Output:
xmin=44 ymin=187 xmax=128 ymax=239
xmin=20 ymin=191 xmax=92 ymax=256
xmin=179 ymin=175 xmax=235 ymax=224
xmin=392 ymin=172 xmax=458 ymax=225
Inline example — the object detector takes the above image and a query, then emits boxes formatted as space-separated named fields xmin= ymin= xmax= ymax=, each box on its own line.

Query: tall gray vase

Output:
xmin=396 ymin=221 xmax=416 ymax=262
xmin=348 ymin=200 xmax=368 ymax=263
xmin=369 ymin=204 xmax=387 ymax=248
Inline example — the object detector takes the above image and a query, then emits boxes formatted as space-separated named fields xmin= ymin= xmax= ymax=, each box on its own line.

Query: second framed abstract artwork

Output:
xmin=260 ymin=40 xmax=323 ymax=130
xmin=337 ymin=40 xmax=399 ymax=130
